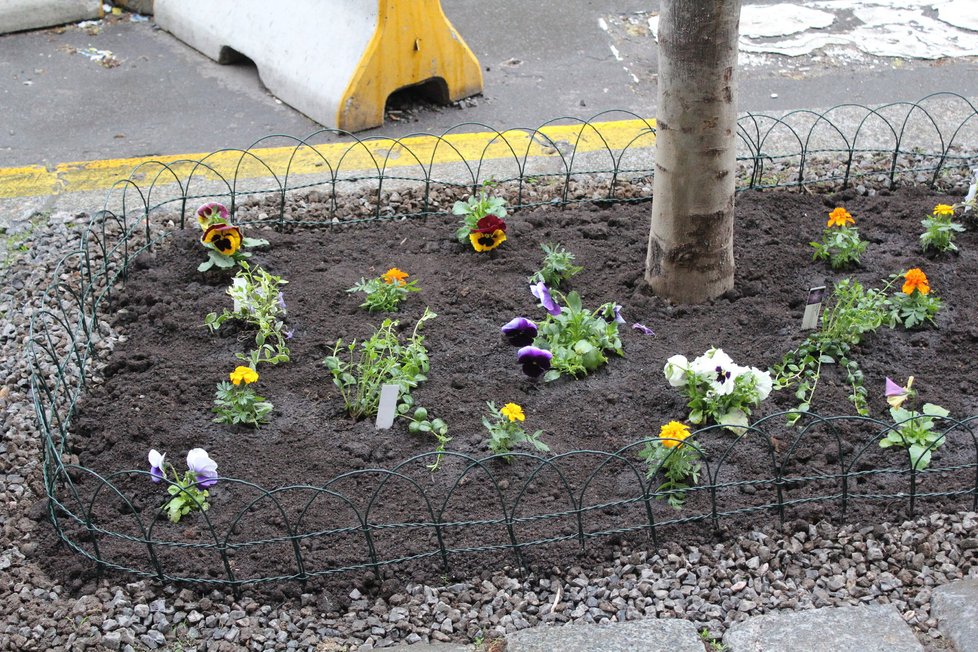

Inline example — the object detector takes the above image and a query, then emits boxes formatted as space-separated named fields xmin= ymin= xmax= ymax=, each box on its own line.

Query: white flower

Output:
xmin=664 ymin=354 xmax=690 ymax=387
xmin=751 ymin=368 xmax=773 ymax=401
xmin=186 ymin=448 xmax=219 ymax=488
xmin=148 ymin=449 xmax=166 ymax=483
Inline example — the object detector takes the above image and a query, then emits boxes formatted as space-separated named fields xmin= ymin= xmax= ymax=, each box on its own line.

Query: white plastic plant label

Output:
xmin=801 ymin=286 xmax=826 ymax=330
xmin=375 ymin=384 xmax=399 ymax=430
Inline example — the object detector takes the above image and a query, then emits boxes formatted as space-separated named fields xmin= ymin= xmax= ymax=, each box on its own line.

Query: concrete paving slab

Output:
xmin=387 ymin=644 xmax=472 ymax=652
xmin=723 ymin=604 xmax=923 ymax=652
xmin=504 ymin=618 xmax=703 ymax=652
xmin=0 ymin=0 xmax=100 ymax=35
xmin=932 ymin=576 xmax=978 ymax=652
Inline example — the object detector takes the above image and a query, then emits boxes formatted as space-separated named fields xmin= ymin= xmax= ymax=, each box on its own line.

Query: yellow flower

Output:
xmin=902 ymin=268 xmax=930 ymax=296
xmin=469 ymin=229 xmax=507 ymax=252
xmin=381 ymin=267 xmax=409 ymax=285
xmin=229 ymin=366 xmax=259 ymax=386
xmin=826 ymin=207 xmax=854 ymax=228
xmin=201 ymin=224 xmax=243 ymax=256
xmin=933 ymin=204 xmax=955 ymax=217
xmin=659 ymin=421 xmax=691 ymax=449
xmin=500 ymin=403 xmax=525 ymax=422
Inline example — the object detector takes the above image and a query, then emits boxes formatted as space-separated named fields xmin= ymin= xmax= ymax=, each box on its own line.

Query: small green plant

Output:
xmin=664 ymin=348 xmax=772 ymax=433
xmin=810 ymin=206 xmax=868 ymax=269
xmin=774 ymin=278 xmax=887 ymax=425
xmin=529 ymin=243 xmax=584 ymax=288
xmin=884 ymin=268 xmax=942 ymax=329
xmin=529 ymin=282 xmax=623 ymax=381
xmin=880 ymin=376 xmax=949 ymax=471
xmin=639 ymin=421 xmax=702 ymax=509
xmin=323 ymin=308 xmax=450 ymax=465
xmin=698 ymin=628 xmax=728 ymax=652
xmin=212 ymin=366 xmax=273 ymax=427
xmin=482 ymin=402 xmax=549 ymax=458
xmin=920 ymin=203 xmax=965 ymax=254
xmin=195 ymin=202 xmax=268 ymax=272
xmin=204 ymin=262 xmax=291 ymax=367
xmin=453 ymin=188 xmax=508 ymax=244
xmin=147 ymin=448 xmax=218 ymax=523
xmin=347 ymin=267 xmax=420 ymax=312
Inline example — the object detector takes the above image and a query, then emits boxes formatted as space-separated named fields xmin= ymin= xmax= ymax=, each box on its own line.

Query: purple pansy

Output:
xmin=501 ymin=317 xmax=538 ymax=347
xmin=517 ymin=345 xmax=553 ymax=378
xmin=284 ymin=328 xmax=294 ymax=340
xmin=632 ymin=322 xmax=655 ymax=336
xmin=187 ymin=448 xmax=219 ymax=489
xmin=196 ymin=202 xmax=229 ymax=228
xmin=148 ymin=449 xmax=166 ymax=483
xmin=530 ymin=281 xmax=561 ymax=316
xmin=612 ymin=304 xmax=626 ymax=324
xmin=276 ymin=291 xmax=287 ymax=311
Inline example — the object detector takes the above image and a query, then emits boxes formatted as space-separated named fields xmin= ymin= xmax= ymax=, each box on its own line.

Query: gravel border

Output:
xmin=3 ymin=164 xmax=978 ymax=651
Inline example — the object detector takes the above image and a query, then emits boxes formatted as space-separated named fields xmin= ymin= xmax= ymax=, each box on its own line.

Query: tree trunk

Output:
xmin=645 ymin=0 xmax=741 ymax=303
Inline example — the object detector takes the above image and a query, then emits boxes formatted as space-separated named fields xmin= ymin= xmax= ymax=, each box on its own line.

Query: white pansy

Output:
xmin=664 ymin=354 xmax=690 ymax=387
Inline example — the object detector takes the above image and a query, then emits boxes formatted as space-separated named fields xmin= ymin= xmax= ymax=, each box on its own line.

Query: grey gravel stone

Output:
xmin=723 ymin=605 xmax=923 ymax=652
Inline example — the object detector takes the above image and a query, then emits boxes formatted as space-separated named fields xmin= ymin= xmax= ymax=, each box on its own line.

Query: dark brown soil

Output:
xmin=51 ymin=187 xmax=978 ymax=591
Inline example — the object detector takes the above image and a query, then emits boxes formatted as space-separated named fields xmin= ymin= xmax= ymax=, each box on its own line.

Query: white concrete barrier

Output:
xmin=0 ymin=0 xmax=101 ymax=35
xmin=155 ymin=0 xmax=483 ymax=132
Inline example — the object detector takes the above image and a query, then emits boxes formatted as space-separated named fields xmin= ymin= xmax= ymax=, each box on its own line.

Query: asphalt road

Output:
xmin=0 ymin=2 xmax=976 ymax=169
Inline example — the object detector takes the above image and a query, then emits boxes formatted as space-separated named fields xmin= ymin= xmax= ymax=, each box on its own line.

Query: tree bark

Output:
xmin=645 ymin=0 xmax=741 ymax=303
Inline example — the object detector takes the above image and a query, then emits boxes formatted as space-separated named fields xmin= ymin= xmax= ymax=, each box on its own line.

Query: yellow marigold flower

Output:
xmin=659 ymin=421 xmax=691 ymax=449
xmin=500 ymin=403 xmax=525 ymax=422
xmin=469 ymin=229 xmax=507 ymax=252
xmin=381 ymin=267 xmax=409 ymax=285
xmin=826 ymin=207 xmax=854 ymax=228
xmin=902 ymin=268 xmax=930 ymax=296
xmin=229 ymin=366 xmax=259 ymax=386
xmin=933 ymin=204 xmax=955 ymax=216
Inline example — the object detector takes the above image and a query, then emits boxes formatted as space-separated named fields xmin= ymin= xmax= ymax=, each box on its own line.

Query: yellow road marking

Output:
xmin=0 ymin=119 xmax=655 ymax=199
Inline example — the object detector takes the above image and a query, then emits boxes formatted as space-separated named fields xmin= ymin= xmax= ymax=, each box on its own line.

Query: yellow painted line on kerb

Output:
xmin=0 ymin=119 xmax=655 ymax=199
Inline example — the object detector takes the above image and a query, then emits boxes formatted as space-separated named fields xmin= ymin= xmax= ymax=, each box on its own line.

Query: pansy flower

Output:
xmin=659 ymin=421 xmax=691 ymax=449
xmin=517 ymin=345 xmax=553 ymax=378
xmin=469 ymin=215 xmax=507 ymax=252
xmin=530 ymin=281 xmax=561 ymax=316
xmin=148 ymin=449 xmax=166 ymax=483
xmin=902 ymin=268 xmax=930 ymax=295
xmin=187 ymin=448 xmax=218 ymax=489
xmin=500 ymin=403 xmax=525 ymax=422
xmin=196 ymin=202 xmax=229 ymax=230
xmin=229 ymin=366 xmax=258 ymax=386
xmin=501 ymin=317 xmax=538 ymax=347
xmin=826 ymin=207 xmax=854 ymax=228
xmin=276 ymin=291 xmax=287 ymax=311
xmin=632 ymin=322 xmax=655 ymax=336
xmin=885 ymin=376 xmax=914 ymax=408
xmin=201 ymin=223 xmax=243 ymax=256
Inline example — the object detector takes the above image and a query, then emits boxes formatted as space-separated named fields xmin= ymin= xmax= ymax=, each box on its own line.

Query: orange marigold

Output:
xmin=659 ymin=421 xmax=691 ymax=449
xmin=902 ymin=268 xmax=930 ymax=295
xmin=381 ymin=267 xmax=409 ymax=285
xmin=826 ymin=207 xmax=855 ymax=228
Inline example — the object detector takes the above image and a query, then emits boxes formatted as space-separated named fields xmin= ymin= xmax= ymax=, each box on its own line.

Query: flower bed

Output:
xmin=34 ymin=183 xmax=978 ymax=589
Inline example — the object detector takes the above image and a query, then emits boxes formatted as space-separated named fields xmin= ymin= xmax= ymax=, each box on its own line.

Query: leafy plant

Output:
xmin=347 ymin=267 xmax=420 ymax=312
xmin=883 ymin=268 xmax=942 ymax=329
xmin=528 ymin=282 xmax=623 ymax=381
xmin=529 ymin=243 xmax=583 ymax=288
xmin=212 ymin=366 xmax=273 ymax=427
xmin=204 ymin=262 xmax=291 ymax=367
xmin=920 ymin=203 xmax=965 ymax=254
xmin=879 ymin=376 xmax=949 ymax=471
xmin=810 ymin=207 xmax=868 ymax=269
xmin=147 ymin=448 xmax=218 ymax=523
xmin=665 ymin=348 xmax=772 ymax=434
xmin=482 ymin=402 xmax=549 ymax=458
xmin=774 ymin=278 xmax=887 ymax=425
xmin=639 ymin=421 xmax=702 ymax=509
xmin=453 ymin=189 xmax=507 ymax=245
xmin=323 ymin=308 xmax=450 ymax=464
xmin=195 ymin=202 xmax=268 ymax=272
